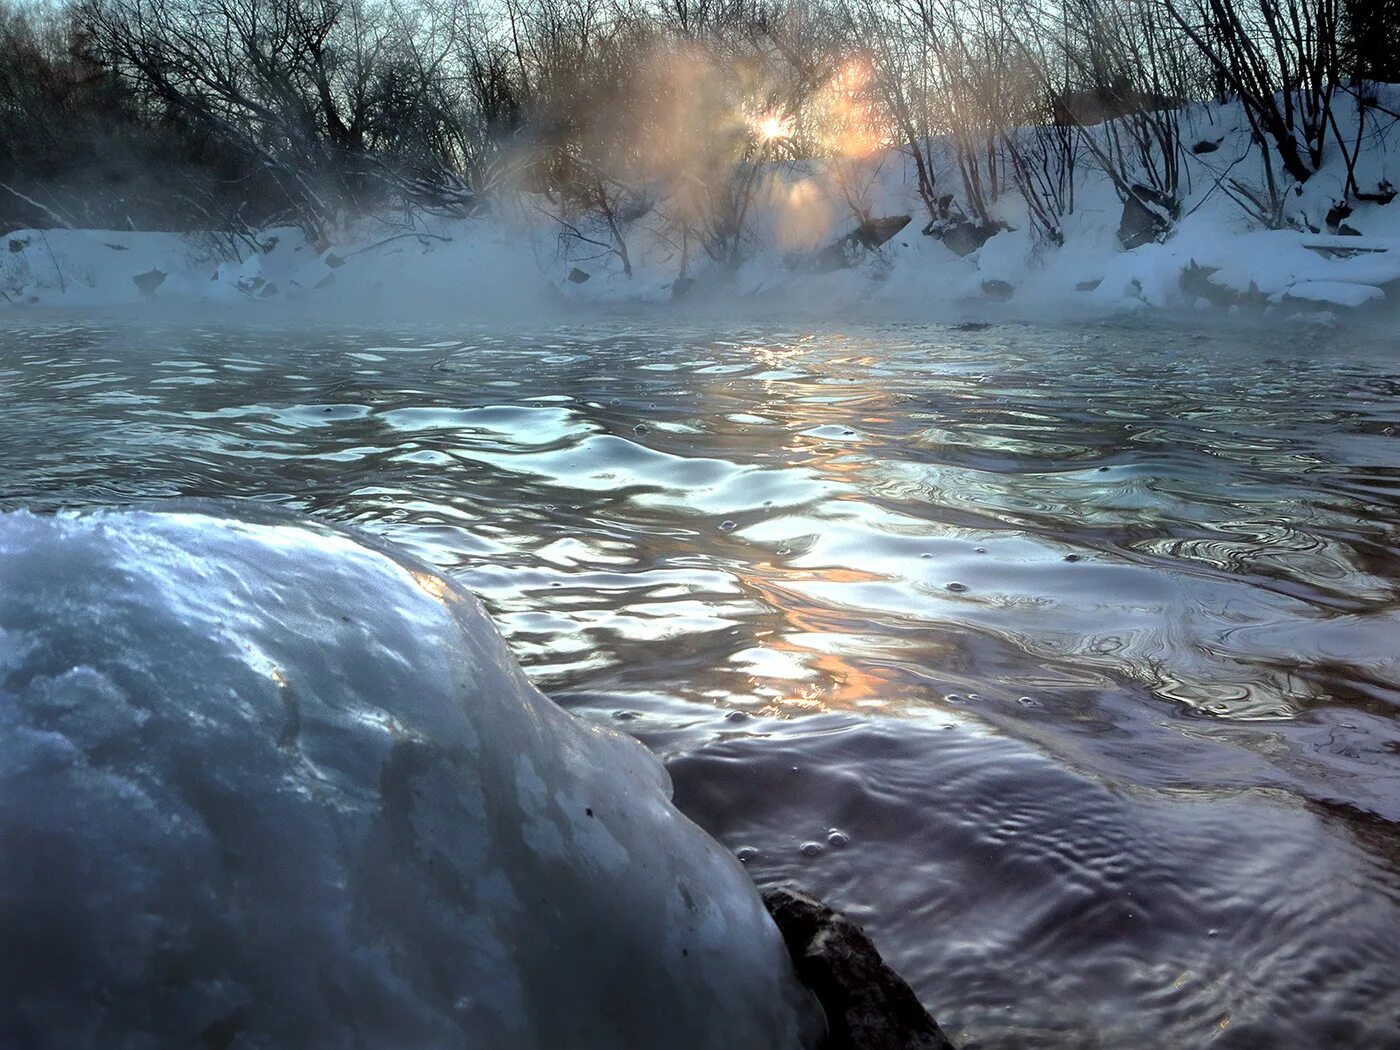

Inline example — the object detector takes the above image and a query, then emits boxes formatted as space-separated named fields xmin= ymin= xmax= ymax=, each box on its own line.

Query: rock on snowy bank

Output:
xmin=0 ymin=504 xmax=819 ymax=1049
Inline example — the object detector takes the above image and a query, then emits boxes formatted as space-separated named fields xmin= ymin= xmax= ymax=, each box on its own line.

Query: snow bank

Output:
xmin=6 ymin=91 xmax=1400 ymax=318
xmin=0 ymin=504 xmax=818 ymax=1048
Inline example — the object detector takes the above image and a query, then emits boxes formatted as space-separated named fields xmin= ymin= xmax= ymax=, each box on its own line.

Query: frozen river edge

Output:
xmin=0 ymin=502 xmax=836 ymax=1048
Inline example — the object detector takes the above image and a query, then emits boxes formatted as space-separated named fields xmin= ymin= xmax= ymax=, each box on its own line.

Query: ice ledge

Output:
xmin=0 ymin=501 xmax=819 ymax=1048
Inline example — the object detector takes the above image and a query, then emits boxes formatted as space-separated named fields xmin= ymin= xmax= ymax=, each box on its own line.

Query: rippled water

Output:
xmin=2 ymin=315 xmax=1399 ymax=1048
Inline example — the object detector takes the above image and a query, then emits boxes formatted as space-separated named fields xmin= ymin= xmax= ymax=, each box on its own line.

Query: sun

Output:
xmin=751 ymin=110 xmax=795 ymax=144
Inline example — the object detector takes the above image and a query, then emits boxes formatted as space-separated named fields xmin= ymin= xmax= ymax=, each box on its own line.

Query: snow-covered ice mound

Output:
xmin=0 ymin=505 xmax=818 ymax=1048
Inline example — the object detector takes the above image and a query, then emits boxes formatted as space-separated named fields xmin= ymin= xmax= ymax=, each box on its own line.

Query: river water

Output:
xmin=2 ymin=315 xmax=1398 ymax=1048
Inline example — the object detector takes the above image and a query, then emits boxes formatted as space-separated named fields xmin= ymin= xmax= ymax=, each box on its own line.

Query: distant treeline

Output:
xmin=1 ymin=0 xmax=1396 ymax=253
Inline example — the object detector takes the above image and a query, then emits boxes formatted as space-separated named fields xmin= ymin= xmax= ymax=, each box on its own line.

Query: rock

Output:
xmin=980 ymin=279 xmax=1014 ymax=300
xmin=814 ymin=216 xmax=912 ymax=272
xmin=926 ymin=218 xmax=1002 ymax=257
xmin=1326 ymin=202 xmax=1353 ymax=231
xmin=1180 ymin=262 xmax=1270 ymax=311
xmin=1191 ymin=139 xmax=1222 ymax=154
xmin=762 ymin=887 xmax=957 ymax=1050
xmin=1076 ymin=278 xmax=1103 ymax=292
xmin=672 ymin=275 xmax=696 ymax=301
xmin=1179 ymin=261 xmax=1235 ymax=307
xmin=857 ymin=215 xmax=913 ymax=248
xmin=567 ymin=267 xmax=591 ymax=283
xmin=131 ymin=267 xmax=166 ymax=300
xmin=1118 ymin=185 xmax=1179 ymax=249
xmin=1355 ymin=180 xmax=1396 ymax=205
xmin=323 ymin=251 xmax=345 ymax=269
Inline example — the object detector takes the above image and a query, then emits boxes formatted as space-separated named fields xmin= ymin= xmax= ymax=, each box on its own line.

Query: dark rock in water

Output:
xmin=323 ymin=251 xmax=346 ymax=269
xmin=980 ymin=279 xmax=1014 ymax=300
xmin=1191 ymin=138 xmax=1222 ymax=154
xmin=951 ymin=321 xmax=991 ymax=331
xmin=1339 ymin=223 xmax=1363 ymax=237
xmin=815 ymin=216 xmax=912 ymax=272
xmin=763 ymin=887 xmax=956 ymax=1050
xmin=567 ymin=267 xmax=591 ymax=284
xmin=1118 ymin=185 xmax=1179 ymax=249
xmin=1076 ymin=278 xmax=1103 ymax=292
xmin=132 ymin=268 xmax=167 ymax=300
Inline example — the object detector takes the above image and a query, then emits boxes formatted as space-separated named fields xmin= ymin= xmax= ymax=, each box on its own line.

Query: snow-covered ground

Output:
xmin=4 ymin=91 xmax=1399 ymax=318
xmin=0 ymin=504 xmax=820 ymax=1048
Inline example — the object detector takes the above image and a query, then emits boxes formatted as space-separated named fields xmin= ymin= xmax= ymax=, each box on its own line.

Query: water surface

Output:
xmin=2 ymin=315 xmax=1398 ymax=1047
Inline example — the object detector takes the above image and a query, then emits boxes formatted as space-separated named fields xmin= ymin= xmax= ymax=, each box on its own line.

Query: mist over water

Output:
xmin=2 ymin=315 xmax=1399 ymax=1047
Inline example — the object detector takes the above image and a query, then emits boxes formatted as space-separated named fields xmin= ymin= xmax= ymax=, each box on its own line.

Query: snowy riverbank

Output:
xmin=5 ymin=92 xmax=1400 ymax=320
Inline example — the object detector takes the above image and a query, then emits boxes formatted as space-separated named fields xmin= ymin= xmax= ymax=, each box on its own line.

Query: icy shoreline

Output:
xmin=7 ymin=214 xmax=1397 ymax=323
xmin=5 ymin=92 xmax=1400 ymax=321
xmin=0 ymin=504 xmax=822 ymax=1048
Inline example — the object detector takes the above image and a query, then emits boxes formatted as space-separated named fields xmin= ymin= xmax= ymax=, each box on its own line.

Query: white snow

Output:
xmin=1280 ymin=280 xmax=1386 ymax=307
xmin=5 ymin=89 xmax=1400 ymax=317
xmin=0 ymin=504 xmax=819 ymax=1048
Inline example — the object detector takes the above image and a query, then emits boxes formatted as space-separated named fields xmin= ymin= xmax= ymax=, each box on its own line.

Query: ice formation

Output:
xmin=0 ymin=504 xmax=818 ymax=1048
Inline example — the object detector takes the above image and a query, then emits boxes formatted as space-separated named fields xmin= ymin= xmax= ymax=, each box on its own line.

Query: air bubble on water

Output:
xmin=921 ymin=552 xmax=933 ymax=559
xmin=827 ymin=830 xmax=849 ymax=848
xmin=967 ymin=693 xmax=983 ymax=702
xmin=946 ymin=693 xmax=965 ymax=704
xmin=776 ymin=547 xmax=791 ymax=555
xmin=725 ymin=710 xmax=749 ymax=723
xmin=800 ymin=841 xmax=824 ymax=857
xmin=735 ymin=846 xmax=758 ymax=863
xmin=946 ymin=581 xmax=968 ymax=593
xmin=1018 ymin=696 xmax=1040 ymax=707
xmin=1064 ymin=554 xmax=1082 ymax=562
xmin=718 ymin=520 xmax=738 ymax=532
xmin=613 ymin=710 xmax=641 ymax=721
xmin=975 ymin=547 xmax=987 ymax=554
xmin=633 ymin=424 xmax=648 ymax=434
